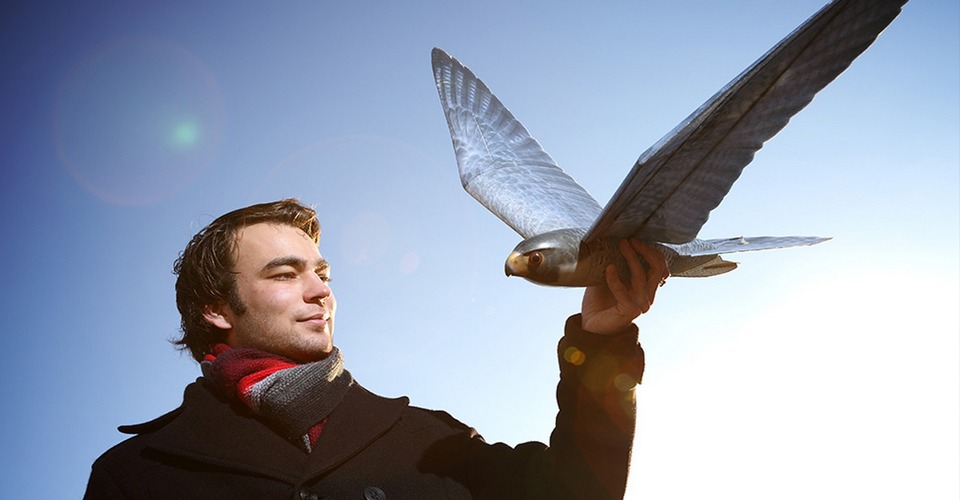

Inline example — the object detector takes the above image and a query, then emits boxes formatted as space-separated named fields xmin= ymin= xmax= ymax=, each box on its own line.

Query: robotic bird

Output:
xmin=432 ymin=0 xmax=907 ymax=287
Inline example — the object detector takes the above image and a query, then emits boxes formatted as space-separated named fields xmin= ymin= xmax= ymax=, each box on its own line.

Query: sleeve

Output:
xmin=83 ymin=464 xmax=127 ymax=499
xmin=418 ymin=314 xmax=644 ymax=500
xmin=549 ymin=313 xmax=643 ymax=499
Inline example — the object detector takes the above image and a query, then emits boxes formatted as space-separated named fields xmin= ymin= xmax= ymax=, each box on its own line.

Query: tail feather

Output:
xmin=660 ymin=235 xmax=829 ymax=278
xmin=668 ymin=254 xmax=739 ymax=277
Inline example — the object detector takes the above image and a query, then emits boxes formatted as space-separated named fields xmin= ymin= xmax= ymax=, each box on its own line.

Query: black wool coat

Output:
xmin=84 ymin=315 xmax=645 ymax=500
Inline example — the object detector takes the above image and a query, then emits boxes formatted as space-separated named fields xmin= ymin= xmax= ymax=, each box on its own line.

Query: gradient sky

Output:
xmin=1 ymin=1 xmax=957 ymax=498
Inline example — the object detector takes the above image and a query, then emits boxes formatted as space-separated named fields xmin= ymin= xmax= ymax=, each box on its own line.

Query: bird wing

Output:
xmin=583 ymin=0 xmax=907 ymax=245
xmin=432 ymin=48 xmax=602 ymax=240
xmin=664 ymin=235 xmax=832 ymax=257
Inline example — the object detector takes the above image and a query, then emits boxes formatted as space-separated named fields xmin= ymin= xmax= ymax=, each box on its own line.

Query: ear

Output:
xmin=203 ymin=302 xmax=233 ymax=330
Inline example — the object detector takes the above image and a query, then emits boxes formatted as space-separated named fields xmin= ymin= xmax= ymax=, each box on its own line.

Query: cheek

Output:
xmin=249 ymin=283 xmax=301 ymax=311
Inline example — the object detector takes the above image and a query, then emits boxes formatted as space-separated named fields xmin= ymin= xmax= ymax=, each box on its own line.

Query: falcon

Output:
xmin=432 ymin=0 xmax=907 ymax=287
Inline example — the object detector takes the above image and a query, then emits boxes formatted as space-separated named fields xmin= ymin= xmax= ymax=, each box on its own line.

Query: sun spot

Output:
xmin=614 ymin=373 xmax=637 ymax=391
xmin=564 ymin=346 xmax=586 ymax=366
xmin=170 ymin=119 xmax=200 ymax=149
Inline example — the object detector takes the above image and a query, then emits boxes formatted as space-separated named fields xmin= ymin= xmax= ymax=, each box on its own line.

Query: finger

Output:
xmin=630 ymin=240 xmax=669 ymax=283
xmin=630 ymin=241 xmax=668 ymax=307
xmin=605 ymin=263 xmax=644 ymax=316
xmin=622 ymin=240 xmax=661 ymax=313
xmin=618 ymin=239 xmax=648 ymax=289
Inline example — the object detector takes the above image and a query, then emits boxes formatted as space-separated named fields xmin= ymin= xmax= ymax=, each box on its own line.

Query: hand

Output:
xmin=580 ymin=239 xmax=669 ymax=334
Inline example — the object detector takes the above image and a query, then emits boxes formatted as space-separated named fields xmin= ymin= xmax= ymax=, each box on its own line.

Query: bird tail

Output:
xmin=660 ymin=235 xmax=830 ymax=277
xmin=669 ymin=255 xmax=739 ymax=278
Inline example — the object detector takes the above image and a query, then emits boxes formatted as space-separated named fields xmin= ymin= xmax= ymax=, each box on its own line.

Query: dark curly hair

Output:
xmin=172 ymin=199 xmax=320 ymax=361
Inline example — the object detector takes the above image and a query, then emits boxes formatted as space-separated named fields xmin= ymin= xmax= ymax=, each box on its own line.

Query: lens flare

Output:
xmin=171 ymin=119 xmax=201 ymax=150
xmin=53 ymin=38 xmax=223 ymax=205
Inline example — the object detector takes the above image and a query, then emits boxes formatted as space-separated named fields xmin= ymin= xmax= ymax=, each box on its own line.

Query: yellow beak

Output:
xmin=505 ymin=251 xmax=526 ymax=277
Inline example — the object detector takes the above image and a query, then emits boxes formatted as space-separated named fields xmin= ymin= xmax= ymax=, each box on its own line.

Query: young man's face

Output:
xmin=204 ymin=222 xmax=335 ymax=363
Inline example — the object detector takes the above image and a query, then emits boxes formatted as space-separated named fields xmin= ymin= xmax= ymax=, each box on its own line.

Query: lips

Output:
xmin=299 ymin=311 xmax=330 ymax=327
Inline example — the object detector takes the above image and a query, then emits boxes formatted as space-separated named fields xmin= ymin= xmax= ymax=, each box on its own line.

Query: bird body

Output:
xmin=432 ymin=0 xmax=906 ymax=287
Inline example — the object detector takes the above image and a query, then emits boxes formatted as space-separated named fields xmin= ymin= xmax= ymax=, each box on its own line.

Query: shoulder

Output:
xmin=407 ymin=406 xmax=479 ymax=437
xmin=87 ymin=414 xmax=176 ymax=495
xmin=91 ymin=380 xmax=209 ymax=466
xmin=113 ymin=378 xmax=216 ymax=436
xmin=342 ymin=380 xmax=470 ymax=434
xmin=90 ymin=405 xmax=183 ymax=471
xmin=116 ymin=406 xmax=183 ymax=435
xmin=344 ymin=380 xmax=478 ymax=441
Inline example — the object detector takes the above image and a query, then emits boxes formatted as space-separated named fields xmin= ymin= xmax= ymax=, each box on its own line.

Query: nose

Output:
xmin=306 ymin=273 xmax=332 ymax=303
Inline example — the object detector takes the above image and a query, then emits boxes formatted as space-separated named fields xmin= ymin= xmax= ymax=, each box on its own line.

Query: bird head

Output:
xmin=504 ymin=229 xmax=584 ymax=286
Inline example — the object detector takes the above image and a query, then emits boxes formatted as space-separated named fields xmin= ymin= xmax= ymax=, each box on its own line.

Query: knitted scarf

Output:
xmin=201 ymin=344 xmax=353 ymax=453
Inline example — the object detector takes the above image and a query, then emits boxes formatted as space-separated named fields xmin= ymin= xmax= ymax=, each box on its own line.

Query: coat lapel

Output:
xmin=302 ymin=383 xmax=409 ymax=479
xmin=134 ymin=380 xmax=410 ymax=485
xmin=142 ymin=381 xmax=308 ymax=483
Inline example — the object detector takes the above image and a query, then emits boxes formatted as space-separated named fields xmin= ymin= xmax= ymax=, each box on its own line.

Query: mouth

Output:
xmin=300 ymin=311 xmax=330 ymax=327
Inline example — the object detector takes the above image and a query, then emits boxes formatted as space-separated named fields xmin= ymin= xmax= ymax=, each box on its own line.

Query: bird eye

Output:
xmin=528 ymin=252 xmax=543 ymax=266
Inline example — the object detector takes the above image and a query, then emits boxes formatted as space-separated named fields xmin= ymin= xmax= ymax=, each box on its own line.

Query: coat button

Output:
xmin=297 ymin=489 xmax=320 ymax=500
xmin=363 ymin=486 xmax=386 ymax=500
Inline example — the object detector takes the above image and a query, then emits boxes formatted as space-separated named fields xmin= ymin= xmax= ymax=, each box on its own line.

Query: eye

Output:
xmin=528 ymin=252 xmax=543 ymax=266
xmin=315 ymin=267 xmax=332 ymax=283
xmin=273 ymin=272 xmax=296 ymax=280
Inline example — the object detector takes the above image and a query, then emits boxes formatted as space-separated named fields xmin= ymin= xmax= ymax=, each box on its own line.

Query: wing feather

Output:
xmin=584 ymin=0 xmax=907 ymax=244
xmin=432 ymin=48 xmax=602 ymax=239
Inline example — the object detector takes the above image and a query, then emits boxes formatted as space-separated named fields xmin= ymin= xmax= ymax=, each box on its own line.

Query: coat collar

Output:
xmin=136 ymin=378 xmax=409 ymax=484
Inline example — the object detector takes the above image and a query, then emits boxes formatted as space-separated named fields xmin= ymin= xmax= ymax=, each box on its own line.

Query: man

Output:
xmin=84 ymin=198 xmax=669 ymax=499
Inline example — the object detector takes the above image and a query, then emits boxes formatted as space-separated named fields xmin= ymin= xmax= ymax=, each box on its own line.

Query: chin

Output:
xmin=295 ymin=341 xmax=334 ymax=363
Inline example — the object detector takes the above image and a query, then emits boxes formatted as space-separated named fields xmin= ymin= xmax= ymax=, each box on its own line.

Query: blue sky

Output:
xmin=1 ymin=1 xmax=957 ymax=498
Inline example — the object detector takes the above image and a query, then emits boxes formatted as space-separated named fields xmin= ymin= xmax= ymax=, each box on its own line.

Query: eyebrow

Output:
xmin=261 ymin=256 xmax=329 ymax=274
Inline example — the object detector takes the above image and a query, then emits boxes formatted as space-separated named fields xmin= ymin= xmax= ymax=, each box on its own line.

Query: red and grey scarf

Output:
xmin=201 ymin=344 xmax=353 ymax=453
